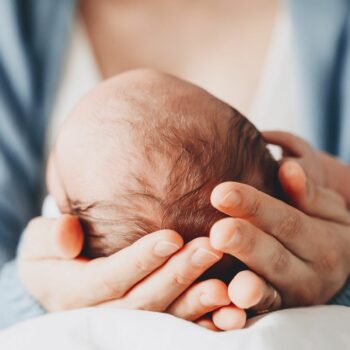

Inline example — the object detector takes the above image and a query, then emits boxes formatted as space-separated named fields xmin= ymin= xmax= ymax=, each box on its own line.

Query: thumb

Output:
xmin=21 ymin=215 xmax=84 ymax=260
xmin=279 ymin=160 xmax=350 ymax=223
xmin=279 ymin=160 xmax=307 ymax=203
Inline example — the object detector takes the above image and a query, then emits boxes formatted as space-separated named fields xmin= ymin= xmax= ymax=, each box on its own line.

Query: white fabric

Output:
xmin=248 ymin=2 xmax=305 ymax=139
xmin=47 ymin=3 xmax=305 ymax=151
xmin=1 ymin=306 xmax=349 ymax=349
xmin=42 ymin=195 xmax=60 ymax=218
xmin=45 ymin=15 xmax=100 ymax=154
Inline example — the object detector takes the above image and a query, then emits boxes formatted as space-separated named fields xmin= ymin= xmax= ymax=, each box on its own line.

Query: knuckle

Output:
xmin=134 ymin=258 xmax=152 ymax=275
xmin=101 ymin=276 xmax=125 ymax=299
xmin=275 ymin=211 xmax=301 ymax=241
xmin=185 ymin=304 xmax=203 ymax=320
xmin=235 ymin=226 xmax=255 ymax=255
xmin=170 ymin=296 xmax=200 ymax=319
xmin=271 ymin=249 xmax=289 ymax=274
xmin=245 ymin=191 xmax=261 ymax=220
xmin=316 ymin=229 xmax=342 ymax=273
xmin=319 ymin=249 xmax=340 ymax=274
xmin=171 ymin=270 xmax=194 ymax=287
xmin=240 ymin=235 xmax=256 ymax=256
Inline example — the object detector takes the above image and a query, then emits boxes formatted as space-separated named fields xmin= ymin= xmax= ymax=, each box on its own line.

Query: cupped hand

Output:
xmin=210 ymin=160 xmax=350 ymax=320
xmin=263 ymin=131 xmax=350 ymax=209
xmin=18 ymin=216 xmax=235 ymax=328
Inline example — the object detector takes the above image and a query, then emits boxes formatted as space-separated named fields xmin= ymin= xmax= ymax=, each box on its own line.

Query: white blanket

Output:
xmin=0 ymin=306 xmax=349 ymax=350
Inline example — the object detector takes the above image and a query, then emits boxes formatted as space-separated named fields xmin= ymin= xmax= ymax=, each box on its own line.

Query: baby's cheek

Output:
xmin=197 ymin=254 xmax=246 ymax=284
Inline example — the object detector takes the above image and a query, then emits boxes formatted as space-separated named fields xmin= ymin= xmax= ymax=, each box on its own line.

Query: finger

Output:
xmin=111 ymin=238 xmax=222 ymax=311
xmin=210 ymin=217 xmax=310 ymax=287
xmin=279 ymin=161 xmax=350 ymax=223
xmin=211 ymin=181 xmax=316 ymax=257
xmin=212 ymin=305 xmax=247 ymax=330
xmin=166 ymin=279 xmax=230 ymax=321
xmin=228 ymin=270 xmax=282 ymax=313
xmin=25 ymin=229 xmax=185 ymax=310
xmin=262 ymin=131 xmax=310 ymax=157
xmin=86 ymin=229 xmax=184 ymax=302
xmin=22 ymin=215 xmax=84 ymax=259
xmin=195 ymin=317 xmax=221 ymax=331
xmin=278 ymin=155 xmax=305 ymax=169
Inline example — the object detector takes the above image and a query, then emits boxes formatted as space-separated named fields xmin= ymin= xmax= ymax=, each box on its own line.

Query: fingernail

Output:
xmin=191 ymin=248 xmax=220 ymax=267
xmin=199 ymin=294 xmax=220 ymax=307
xmin=220 ymin=191 xmax=241 ymax=208
xmin=154 ymin=241 xmax=180 ymax=257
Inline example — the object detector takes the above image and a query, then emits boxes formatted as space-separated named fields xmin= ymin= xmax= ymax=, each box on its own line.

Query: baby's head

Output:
xmin=48 ymin=69 xmax=282 ymax=281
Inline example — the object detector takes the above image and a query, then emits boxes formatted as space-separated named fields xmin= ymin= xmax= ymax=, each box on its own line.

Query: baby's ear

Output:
xmin=55 ymin=215 xmax=85 ymax=259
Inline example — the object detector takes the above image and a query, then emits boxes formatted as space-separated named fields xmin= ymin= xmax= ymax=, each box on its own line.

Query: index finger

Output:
xmin=80 ymin=229 xmax=184 ymax=303
xmin=21 ymin=215 xmax=84 ymax=259
xmin=23 ymin=229 xmax=184 ymax=310
xmin=210 ymin=181 xmax=312 ymax=258
xmin=279 ymin=161 xmax=350 ymax=224
xmin=115 ymin=237 xmax=222 ymax=311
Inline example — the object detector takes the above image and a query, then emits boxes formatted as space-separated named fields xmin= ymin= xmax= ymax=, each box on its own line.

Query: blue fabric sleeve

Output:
xmin=0 ymin=0 xmax=46 ymax=330
xmin=329 ymin=279 xmax=350 ymax=306
xmin=0 ymin=260 xmax=45 ymax=329
xmin=0 ymin=0 xmax=75 ymax=330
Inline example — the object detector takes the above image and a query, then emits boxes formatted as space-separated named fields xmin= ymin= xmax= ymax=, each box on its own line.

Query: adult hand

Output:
xmin=263 ymin=131 xmax=350 ymax=208
xmin=263 ymin=131 xmax=328 ymax=187
xmin=18 ymin=215 xmax=234 ymax=327
xmin=210 ymin=160 xmax=350 ymax=319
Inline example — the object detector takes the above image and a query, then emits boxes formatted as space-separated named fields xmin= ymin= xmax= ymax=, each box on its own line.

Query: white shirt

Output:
xmin=48 ymin=4 xmax=304 ymax=150
xmin=249 ymin=4 xmax=302 ymax=136
xmin=46 ymin=16 xmax=100 ymax=154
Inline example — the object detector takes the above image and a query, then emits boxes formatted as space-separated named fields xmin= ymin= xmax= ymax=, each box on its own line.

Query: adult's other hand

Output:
xmin=210 ymin=160 xmax=350 ymax=315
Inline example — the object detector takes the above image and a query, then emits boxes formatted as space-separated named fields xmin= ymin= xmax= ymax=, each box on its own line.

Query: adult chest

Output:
xmin=81 ymin=0 xmax=278 ymax=115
